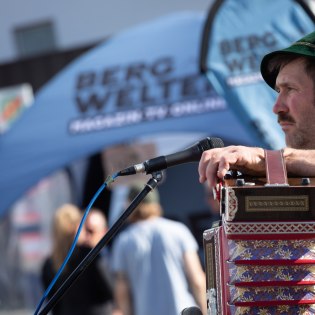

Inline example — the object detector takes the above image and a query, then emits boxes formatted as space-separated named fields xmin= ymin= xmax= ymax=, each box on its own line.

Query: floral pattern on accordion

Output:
xmin=230 ymin=304 xmax=315 ymax=315
xmin=228 ymin=239 xmax=315 ymax=261
xmin=229 ymin=285 xmax=315 ymax=303
xmin=226 ymin=237 xmax=315 ymax=312
xmin=229 ymin=265 xmax=315 ymax=283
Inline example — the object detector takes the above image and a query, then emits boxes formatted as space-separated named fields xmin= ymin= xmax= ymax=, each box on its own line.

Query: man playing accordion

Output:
xmin=199 ymin=31 xmax=315 ymax=315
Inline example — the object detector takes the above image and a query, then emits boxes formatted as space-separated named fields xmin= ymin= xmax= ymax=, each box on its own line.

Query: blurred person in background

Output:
xmin=41 ymin=204 xmax=114 ymax=315
xmin=111 ymin=182 xmax=207 ymax=315
xmin=85 ymin=208 xmax=109 ymax=248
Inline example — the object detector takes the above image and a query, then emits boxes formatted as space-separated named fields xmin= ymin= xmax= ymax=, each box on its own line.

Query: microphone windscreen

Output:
xmin=181 ymin=306 xmax=203 ymax=315
xmin=198 ymin=137 xmax=224 ymax=153
xmin=208 ymin=137 xmax=224 ymax=149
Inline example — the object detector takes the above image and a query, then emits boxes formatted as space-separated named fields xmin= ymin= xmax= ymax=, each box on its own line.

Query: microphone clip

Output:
xmin=150 ymin=170 xmax=164 ymax=183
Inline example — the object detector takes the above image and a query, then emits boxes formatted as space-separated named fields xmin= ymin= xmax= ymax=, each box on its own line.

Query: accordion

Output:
xmin=203 ymin=150 xmax=315 ymax=315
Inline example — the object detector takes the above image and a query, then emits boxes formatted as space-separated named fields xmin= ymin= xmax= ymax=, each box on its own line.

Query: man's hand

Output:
xmin=198 ymin=146 xmax=265 ymax=188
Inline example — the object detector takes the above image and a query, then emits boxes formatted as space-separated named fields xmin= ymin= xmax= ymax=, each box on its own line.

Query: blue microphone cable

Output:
xmin=34 ymin=172 xmax=119 ymax=315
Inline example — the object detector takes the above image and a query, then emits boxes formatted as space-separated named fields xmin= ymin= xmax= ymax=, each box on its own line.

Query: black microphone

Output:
xmin=118 ymin=137 xmax=224 ymax=176
xmin=181 ymin=306 xmax=203 ymax=315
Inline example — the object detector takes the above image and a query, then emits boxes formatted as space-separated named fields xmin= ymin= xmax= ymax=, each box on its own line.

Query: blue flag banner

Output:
xmin=200 ymin=0 xmax=315 ymax=149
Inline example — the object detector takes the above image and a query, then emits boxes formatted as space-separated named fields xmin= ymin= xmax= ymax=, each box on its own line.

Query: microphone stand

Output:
xmin=38 ymin=171 xmax=163 ymax=315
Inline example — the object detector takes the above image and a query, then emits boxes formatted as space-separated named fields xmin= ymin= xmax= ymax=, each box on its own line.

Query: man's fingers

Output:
xmin=217 ymin=157 xmax=231 ymax=179
xmin=199 ymin=145 xmax=265 ymax=189
xmin=198 ymin=150 xmax=212 ymax=183
xmin=199 ymin=149 xmax=232 ymax=187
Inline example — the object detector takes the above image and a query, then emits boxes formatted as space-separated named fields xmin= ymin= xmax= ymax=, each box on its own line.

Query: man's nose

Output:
xmin=273 ymin=94 xmax=288 ymax=114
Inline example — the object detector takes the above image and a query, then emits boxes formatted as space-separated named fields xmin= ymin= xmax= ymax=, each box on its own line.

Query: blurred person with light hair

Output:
xmin=111 ymin=182 xmax=207 ymax=315
xmin=49 ymin=204 xmax=85 ymax=272
xmin=41 ymin=204 xmax=114 ymax=315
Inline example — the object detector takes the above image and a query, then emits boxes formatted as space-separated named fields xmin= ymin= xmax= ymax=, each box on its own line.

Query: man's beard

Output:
xmin=286 ymin=132 xmax=308 ymax=149
xmin=278 ymin=113 xmax=309 ymax=149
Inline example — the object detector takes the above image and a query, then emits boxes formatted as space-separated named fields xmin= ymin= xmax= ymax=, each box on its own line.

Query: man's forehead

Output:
xmin=276 ymin=59 xmax=307 ymax=86
xmin=88 ymin=213 xmax=105 ymax=226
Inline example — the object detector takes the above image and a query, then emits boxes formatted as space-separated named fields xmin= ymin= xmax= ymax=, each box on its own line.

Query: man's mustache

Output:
xmin=278 ymin=113 xmax=295 ymax=124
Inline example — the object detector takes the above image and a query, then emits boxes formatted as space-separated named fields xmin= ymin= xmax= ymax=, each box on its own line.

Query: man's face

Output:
xmin=273 ymin=58 xmax=315 ymax=149
xmin=85 ymin=212 xmax=107 ymax=247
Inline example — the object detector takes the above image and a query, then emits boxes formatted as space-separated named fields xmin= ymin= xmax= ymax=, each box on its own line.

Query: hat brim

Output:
xmin=260 ymin=45 xmax=315 ymax=90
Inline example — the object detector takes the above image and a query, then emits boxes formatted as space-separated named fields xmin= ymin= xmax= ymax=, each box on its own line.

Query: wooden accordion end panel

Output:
xmin=203 ymin=150 xmax=315 ymax=315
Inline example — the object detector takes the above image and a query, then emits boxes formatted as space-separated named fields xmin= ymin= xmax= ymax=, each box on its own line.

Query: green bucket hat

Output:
xmin=261 ymin=31 xmax=315 ymax=89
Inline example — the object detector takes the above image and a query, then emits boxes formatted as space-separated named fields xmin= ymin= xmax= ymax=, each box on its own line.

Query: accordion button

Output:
xmin=236 ymin=178 xmax=245 ymax=186
xmin=301 ymin=177 xmax=311 ymax=185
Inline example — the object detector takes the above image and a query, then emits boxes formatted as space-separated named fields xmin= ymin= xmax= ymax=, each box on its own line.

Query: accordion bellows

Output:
xmin=203 ymin=150 xmax=315 ymax=315
xmin=204 ymin=221 xmax=315 ymax=315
